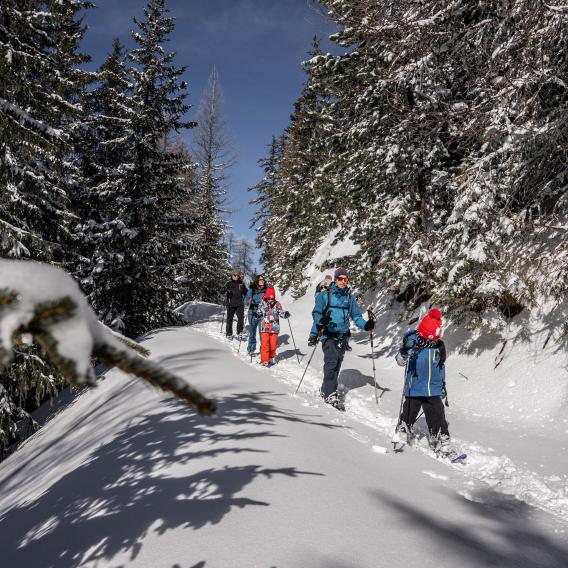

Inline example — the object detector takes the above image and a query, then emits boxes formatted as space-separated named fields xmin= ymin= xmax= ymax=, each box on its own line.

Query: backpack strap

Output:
xmin=326 ymin=287 xmax=353 ymax=321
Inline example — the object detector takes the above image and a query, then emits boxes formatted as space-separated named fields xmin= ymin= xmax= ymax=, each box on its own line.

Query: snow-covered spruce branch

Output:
xmin=0 ymin=260 xmax=215 ymax=416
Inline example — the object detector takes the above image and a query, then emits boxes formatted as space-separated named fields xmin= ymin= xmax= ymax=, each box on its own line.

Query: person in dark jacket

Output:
xmin=395 ymin=309 xmax=452 ymax=455
xmin=224 ymin=270 xmax=247 ymax=339
xmin=311 ymin=267 xmax=375 ymax=409
xmin=244 ymin=274 xmax=268 ymax=353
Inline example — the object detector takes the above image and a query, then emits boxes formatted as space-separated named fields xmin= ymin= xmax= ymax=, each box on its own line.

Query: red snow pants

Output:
xmin=260 ymin=332 xmax=278 ymax=363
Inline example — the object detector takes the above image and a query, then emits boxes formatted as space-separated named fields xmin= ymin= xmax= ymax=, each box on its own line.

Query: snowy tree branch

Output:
xmin=0 ymin=261 xmax=216 ymax=416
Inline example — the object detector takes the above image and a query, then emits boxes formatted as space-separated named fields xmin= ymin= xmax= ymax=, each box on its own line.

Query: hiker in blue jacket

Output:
xmin=244 ymin=274 xmax=268 ymax=354
xmin=395 ymin=309 xmax=451 ymax=454
xmin=312 ymin=267 xmax=374 ymax=408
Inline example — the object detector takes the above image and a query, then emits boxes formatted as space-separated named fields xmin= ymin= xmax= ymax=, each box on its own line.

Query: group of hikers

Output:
xmin=223 ymin=267 xmax=453 ymax=458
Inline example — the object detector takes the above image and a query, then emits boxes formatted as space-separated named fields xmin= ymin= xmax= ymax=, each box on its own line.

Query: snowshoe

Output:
xmin=225 ymin=334 xmax=234 ymax=340
xmin=429 ymin=434 xmax=466 ymax=463
xmin=391 ymin=422 xmax=413 ymax=452
xmin=323 ymin=392 xmax=345 ymax=412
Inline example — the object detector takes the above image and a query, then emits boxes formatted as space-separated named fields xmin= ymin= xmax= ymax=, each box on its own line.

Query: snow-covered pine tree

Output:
xmin=252 ymin=0 xmax=567 ymax=327
xmin=253 ymin=38 xmax=335 ymax=296
xmin=163 ymin=135 xmax=205 ymax=301
xmin=0 ymin=0 xmax=93 ymax=456
xmin=191 ymin=66 xmax=232 ymax=301
xmin=437 ymin=1 xmax=568 ymax=321
xmin=0 ymin=0 xmax=90 ymax=261
xmin=74 ymin=38 xmax=138 ymax=331
xmin=111 ymin=0 xmax=196 ymax=336
xmin=249 ymin=136 xmax=282 ymax=273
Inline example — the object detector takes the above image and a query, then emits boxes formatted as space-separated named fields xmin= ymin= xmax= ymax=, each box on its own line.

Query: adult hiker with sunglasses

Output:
xmin=224 ymin=270 xmax=248 ymax=340
xmin=311 ymin=267 xmax=375 ymax=410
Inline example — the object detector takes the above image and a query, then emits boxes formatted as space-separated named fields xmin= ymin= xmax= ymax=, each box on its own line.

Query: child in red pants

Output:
xmin=256 ymin=287 xmax=290 ymax=366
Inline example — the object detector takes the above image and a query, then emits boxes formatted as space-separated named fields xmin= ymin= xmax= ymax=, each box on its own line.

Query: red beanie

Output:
xmin=417 ymin=309 xmax=443 ymax=340
xmin=264 ymin=287 xmax=276 ymax=300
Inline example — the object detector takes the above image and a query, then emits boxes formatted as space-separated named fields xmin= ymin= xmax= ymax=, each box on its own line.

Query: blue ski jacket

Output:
xmin=244 ymin=285 xmax=267 ymax=316
xmin=399 ymin=330 xmax=446 ymax=397
xmin=312 ymin=283 xmax=367 ymax=340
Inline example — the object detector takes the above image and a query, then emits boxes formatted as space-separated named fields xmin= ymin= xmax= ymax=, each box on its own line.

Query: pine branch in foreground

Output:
xmin=0 ymin=260 xmax=216 ymax=416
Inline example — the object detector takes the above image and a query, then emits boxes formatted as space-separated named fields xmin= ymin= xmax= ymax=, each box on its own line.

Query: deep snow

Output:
xmin=0 ymin=300 xmax=567 ymax=567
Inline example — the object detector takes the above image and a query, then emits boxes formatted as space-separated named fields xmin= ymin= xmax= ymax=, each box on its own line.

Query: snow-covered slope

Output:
xmin=0 ymin=317 xmax=567 ymax=567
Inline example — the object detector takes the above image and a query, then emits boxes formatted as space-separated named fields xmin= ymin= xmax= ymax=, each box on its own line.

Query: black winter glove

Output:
xmin=319 ymin=312 xmax=331 ymax=328
xmin=283 ymin=311 xmax=290 ymax=318
xmin=364 ymin=319 xmax=375 ymax=331
xmin=308 ymin=334 xmax=319 ymax=346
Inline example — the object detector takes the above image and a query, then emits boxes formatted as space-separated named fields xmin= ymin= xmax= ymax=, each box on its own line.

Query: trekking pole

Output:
xmin=367 ymin=309 xmax=379 ymax=404
xmin=295 ymin=340 xmax=319 ymax=394
xmin=394 ymin=360 xmax=408 ymax=432
xmin=287 ymin=318 xmax=301 ymax=365
xmin=220 ymin=302 xmax=227 ymax=334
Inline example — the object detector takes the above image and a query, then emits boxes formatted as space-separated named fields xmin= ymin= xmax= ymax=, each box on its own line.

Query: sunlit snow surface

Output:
xmin=0 ymin=289 xmax=567 ymax=566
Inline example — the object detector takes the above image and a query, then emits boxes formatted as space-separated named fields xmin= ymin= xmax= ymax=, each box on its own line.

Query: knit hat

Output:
xmin=417 ymin=309 xmax=443 ymax=340
xmin=334 ymin=267 xmax=349 ymax=279
xmin=263 ymin=286 xmax=276 ymax=300
xmin=319 ymin=275 xmax=333 ymax=287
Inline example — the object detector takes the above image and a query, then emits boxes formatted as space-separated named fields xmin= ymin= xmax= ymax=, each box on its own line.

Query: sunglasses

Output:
xmin=320 ymin=285 xmax=329 ymax=290
xmin=336 ymin=276 xmax=349 ymax=282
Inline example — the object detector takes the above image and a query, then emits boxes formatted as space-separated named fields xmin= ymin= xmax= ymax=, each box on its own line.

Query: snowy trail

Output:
xmin=190 ymin=306 xmax=568 ymax=526
xmin=0 ymin=322 xmax=567 ymax=567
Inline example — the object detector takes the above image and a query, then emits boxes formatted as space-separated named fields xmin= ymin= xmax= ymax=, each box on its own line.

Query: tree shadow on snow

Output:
xmin=372 ymin=487 xmax=568 ymax=568
xmin=338 ymin=369 xmax=391 ymax=398
xmin=176 ymin=302 xmax=224 ymax=325
xmin=0 ymin=391 xmax=329 ymax=568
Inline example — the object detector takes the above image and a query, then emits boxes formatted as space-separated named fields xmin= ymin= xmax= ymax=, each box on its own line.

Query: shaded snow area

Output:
xmin=0 ymin=301 xmax=566 ymax=567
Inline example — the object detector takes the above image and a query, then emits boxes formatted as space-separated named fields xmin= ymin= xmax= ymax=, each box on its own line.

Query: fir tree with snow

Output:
xmin=107 ymin=0 xmax=196 ymax=336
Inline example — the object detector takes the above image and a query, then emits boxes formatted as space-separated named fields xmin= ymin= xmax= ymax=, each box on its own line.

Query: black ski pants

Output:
xmin=226 ymin=305 xmax=244 ymax=336
xmin=400 ymin=396 xmax=449 ymax=438
xmin=321 ymin=337 xmax=348 ymax=397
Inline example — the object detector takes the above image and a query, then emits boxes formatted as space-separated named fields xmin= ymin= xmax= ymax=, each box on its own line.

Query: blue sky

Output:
xmin=82 ymin=0 xmax=336 ymax=263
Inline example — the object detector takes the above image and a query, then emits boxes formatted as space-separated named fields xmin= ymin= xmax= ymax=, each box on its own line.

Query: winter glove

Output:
xmin=308 ymin=334 xmax=319 ymax=347
xmin=283 ymin=311 xmax=290 ymax=318
xmin=441 ymin=381 xmax=447 ymax=398
xmin=319 ymin=312 xmax=331 ymax=328
xmin=395 ymin=352 xmax=408 ymax=367
xmin=364 ymin=319 xmax=375 ymax=331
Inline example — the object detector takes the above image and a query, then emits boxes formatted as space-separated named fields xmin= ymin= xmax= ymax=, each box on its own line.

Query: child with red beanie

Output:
xmin=394 ymin=309 xmax=454 ymax=457
xmin=255 ymin=287 xmax=290 ymax=366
